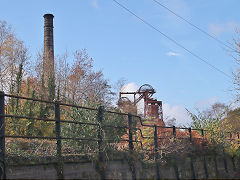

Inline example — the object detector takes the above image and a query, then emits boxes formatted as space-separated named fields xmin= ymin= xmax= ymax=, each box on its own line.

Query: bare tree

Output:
xmin=54 ymin=49 xmax=113 ymax=106
xmin=232 ymin=30 xmax=240 ymax=101
xmin=55 ymin=50 xmax=69 ymax=101
xmin=0 ymin=20 xmax=29 ymax=93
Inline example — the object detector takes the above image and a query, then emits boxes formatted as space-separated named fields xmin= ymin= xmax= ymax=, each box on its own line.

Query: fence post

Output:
xmin=214 ymin=151 xmax=219 ymax=179
xmin=187 ymin=127 xmax=195 ymax=178
xmin=173 ymin=156 xmax=179 ymax=180
xmin=55 ymin=100 xmax=63 ymax=179
xmin=232 ymin=156 xmax=236 ymax=172
xmin=203 ymin=155 xmax=208 ymax=179
xmin=128 ymin=113 xmax=136 ymax=180
xmin=154 ymin=125 xmax=160 ymax=179
xmin=173 ymin=126 xmax=176 ymax=139
xmin=238 ymin=132 xmax=240 ymax=144
xmin=0 ymin=91 xmax=6 ymax=179
xmin=190 ymin=156 xmax=196 ymax=179
xmin=223 ymin=150 xmax=229 ymax=175
xmin=172 ymin=126 xmax=179 ymax=179
xmin=201 ymin=129 xmax=208 ymax=178
xmin=188 ymin=128 xmax=192 ymax=142
xmin=97 ymin=106 xmax=105 ymax=180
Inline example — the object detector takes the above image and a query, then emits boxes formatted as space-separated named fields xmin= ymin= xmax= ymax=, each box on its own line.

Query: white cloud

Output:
xmin=194 ymin=96 xmax=218 ymax=110
xmin=163 ymin=103 xmax=191 ymax=126
xmin=91 ymin=0 xmax=99 ymax=9
xmin=120 ymin=82 xmax=139 ymax=93
xmin=208 ymin=21 xmax=240 ymax=36
xmin=166 ymin=51 xmax=181 ymax=57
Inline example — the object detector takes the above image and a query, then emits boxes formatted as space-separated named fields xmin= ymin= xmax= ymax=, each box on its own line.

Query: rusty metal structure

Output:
xmin=119 ymin=84 xmax=164 ymax=124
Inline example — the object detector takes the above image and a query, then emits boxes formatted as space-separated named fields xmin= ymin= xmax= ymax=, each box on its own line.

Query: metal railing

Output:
xmin=0 ymin=92 xmax=142 ymax=179
xmin=0 ymin=91 xmax=239 ymax=179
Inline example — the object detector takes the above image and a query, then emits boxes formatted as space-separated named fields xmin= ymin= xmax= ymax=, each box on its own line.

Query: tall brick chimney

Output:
xmin=43 ymin=14 xmax=54 ymax=84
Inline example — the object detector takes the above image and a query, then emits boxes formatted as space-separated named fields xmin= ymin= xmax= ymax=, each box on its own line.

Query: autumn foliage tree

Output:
xmin=0 ymin=19 xmax=116 ymax=139
xmin=0 ymin=20 xmax=29 ymax=93
xmin=55 ymin=49 xmax=113 ymax=106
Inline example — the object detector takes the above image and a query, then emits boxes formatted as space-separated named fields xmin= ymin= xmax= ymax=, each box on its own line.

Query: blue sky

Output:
xmin=1 ymin=0 xmax=239 ymax=124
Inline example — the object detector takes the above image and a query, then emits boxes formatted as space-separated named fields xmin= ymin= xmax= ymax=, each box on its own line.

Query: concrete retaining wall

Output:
xmin=5 ymin=154 xmax=239 ymax=179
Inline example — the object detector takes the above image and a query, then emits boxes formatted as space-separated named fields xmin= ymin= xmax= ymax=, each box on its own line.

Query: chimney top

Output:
xmin=43 ymin=14 xmax=54 ymax=18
